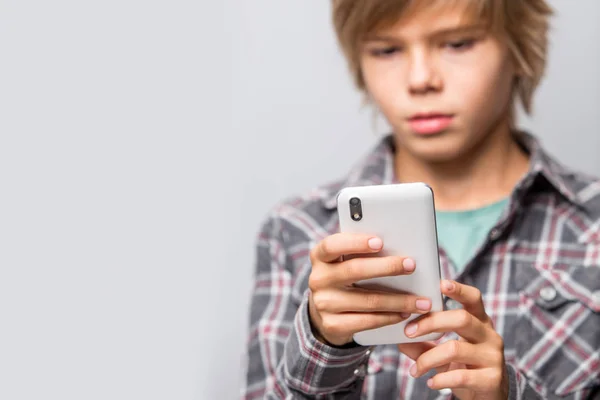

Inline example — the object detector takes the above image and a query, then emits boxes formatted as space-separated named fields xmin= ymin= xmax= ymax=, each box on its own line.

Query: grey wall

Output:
xmin=518 ymin=1 xmax=600 ymax=172
xmin=0 ymin=1 xmax=598 ymax=399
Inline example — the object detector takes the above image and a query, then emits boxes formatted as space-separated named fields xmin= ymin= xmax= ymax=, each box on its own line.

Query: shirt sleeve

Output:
xmin=241 ymin=215 xmax=372 ymax=399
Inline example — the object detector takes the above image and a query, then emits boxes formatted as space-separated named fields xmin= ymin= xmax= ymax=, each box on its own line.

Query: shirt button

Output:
xmin=489 ymin=229 xmax=501 ymax=240
xmin=539 ymin=286 xmax=557 ymax=302
xmin=353 ymin=365 xmax=367 ymax=378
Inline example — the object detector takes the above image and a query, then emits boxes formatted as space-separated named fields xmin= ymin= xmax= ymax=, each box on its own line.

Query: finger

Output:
xmin=312 ymin=288 xmax=431 ymax=314
xmin=404 ymin=309 xmax=488 ymax=343
xmin=334 ymin=255 xmax=416 ymax=286
xmin=309 ymin=255 xmax=416 ymax=291
xmin=397 ymin=342 xmax=436 ymax=361
xmin=427 ymin=368 xmax=503 ymax=392
xmin=321 ymin=312 xmax=409 ymax=341
xmin=311 ymin=233 xmax=383 ymax=263
xmin=412 ymin=340 xmax=490 ymax=378
xmin=441 ymin=280 xmax=487 ymax=321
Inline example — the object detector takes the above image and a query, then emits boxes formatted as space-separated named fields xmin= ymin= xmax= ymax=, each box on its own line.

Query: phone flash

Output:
xmin=353 ymin=213 xmax=360 ymax=219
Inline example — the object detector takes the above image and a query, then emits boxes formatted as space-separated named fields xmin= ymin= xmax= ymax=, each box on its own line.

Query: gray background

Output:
xmin=0 ymin=1 xmax=598 ymax=399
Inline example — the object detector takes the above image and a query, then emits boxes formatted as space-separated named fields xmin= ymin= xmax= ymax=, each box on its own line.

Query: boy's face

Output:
xmin=360 ymin=6 xmax=516 ymax=163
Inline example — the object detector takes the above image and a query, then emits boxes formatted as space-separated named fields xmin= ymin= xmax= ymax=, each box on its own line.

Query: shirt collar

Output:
xmin=321 ymin=132 xmax=583 ymax=210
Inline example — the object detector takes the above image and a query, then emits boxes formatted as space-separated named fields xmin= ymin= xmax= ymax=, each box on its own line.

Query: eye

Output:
xmin=369 ymin=46 xmax=402 ymax=57
xmin=443 ymin=38 xmax=477 ymax=51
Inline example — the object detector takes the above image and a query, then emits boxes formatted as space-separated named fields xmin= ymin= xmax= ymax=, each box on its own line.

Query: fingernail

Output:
xmin=402 ymin=258 xmax=415 ymax=272
xmin=400 ymin=312 xmax=411 ymax=319
xmin=368 ymin=237 xmax=382 ymax=250
xmin=405 ymin=322 xmax=417 ymax=336
xmin=443 ymin=280 xmax=455 ymax=291
xmin=409 ymin=364 xmax=417 ymax=377
xmin=416 ymin=299 xmax=431 ymax=311
xmin=427 ymin=378 xmax=434 ymax=388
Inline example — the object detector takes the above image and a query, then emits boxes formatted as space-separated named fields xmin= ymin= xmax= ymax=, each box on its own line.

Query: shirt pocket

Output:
xmin=514 ymin=262 xmax=600 ymax=396
xmin=364 ymin=344 xmax=403 ymax=377
xmin=361 ymin=345 xmax=401 ymax=398
xmin=366 ymin=347 xmax=383 ymax=375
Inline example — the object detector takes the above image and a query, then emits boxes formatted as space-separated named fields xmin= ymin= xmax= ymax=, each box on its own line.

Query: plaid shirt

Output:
xmin=241 ymin=133 xmax=600 ymax=400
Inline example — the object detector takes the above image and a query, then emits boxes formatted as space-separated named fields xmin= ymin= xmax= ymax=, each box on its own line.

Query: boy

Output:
xmin=242 ymin=0 xmax=600 ymax=399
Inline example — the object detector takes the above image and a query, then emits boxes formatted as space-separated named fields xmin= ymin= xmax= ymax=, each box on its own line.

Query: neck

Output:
xmin=394 ymin=126 xmax=530 ymax=211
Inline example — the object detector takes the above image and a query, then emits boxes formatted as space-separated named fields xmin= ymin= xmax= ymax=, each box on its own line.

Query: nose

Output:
xmin=407 ymin=48 xmax=442 ymax=95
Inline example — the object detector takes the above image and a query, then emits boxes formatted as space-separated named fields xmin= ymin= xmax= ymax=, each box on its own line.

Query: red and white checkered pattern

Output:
xmin=241 ymin=133 xmax=600 ymax=399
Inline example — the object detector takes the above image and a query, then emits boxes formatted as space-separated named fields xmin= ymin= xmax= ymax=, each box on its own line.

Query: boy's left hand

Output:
xmin=398 ymin=280 xmax=509 ymax=400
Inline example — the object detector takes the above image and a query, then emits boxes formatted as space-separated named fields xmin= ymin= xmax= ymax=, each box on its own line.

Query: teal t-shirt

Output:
xmin=435 ymin=198 xmax=509 ymax=273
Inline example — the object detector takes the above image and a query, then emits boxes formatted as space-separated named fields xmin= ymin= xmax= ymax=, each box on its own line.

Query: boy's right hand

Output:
xmin=308 ymin=233 xmax=432 ymax=347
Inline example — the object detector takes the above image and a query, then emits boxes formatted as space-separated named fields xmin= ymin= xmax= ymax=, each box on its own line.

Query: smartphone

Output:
xmin=336 ymin=182 xmax=444 ymax=346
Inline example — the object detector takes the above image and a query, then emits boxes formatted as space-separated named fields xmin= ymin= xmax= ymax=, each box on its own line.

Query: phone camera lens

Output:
xmin=349 ymin=197 xmax=362 ymax=221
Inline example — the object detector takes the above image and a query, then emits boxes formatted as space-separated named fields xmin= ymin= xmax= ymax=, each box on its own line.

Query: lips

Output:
xmin=408 ymin=113 xmax=454 ymax=135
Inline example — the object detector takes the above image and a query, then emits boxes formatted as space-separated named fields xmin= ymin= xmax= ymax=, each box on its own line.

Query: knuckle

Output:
xmin=399 ymin=295 xmax=411 ymax=311
xmin=491 ymin=342 xmax=505 ymax=365
xmin=492 ymin=369 xmax=503 ymax=384
xmin=496 ymin=336 xmax=505 ymax=352
xmin=415 ymin=359 xmax=424 ymax=372
xmin=362 ymin=314 xmax=381 ymax=330
xmin=365 ymin=292 xmax=381 ymax=310
xmin=385 ymin=257 xmax=404 ymax=276
xmin=352 ymin=235 xmax=366 ymax=250
xmin=486 ymin=369 xmax=503 ymax=387
xmin=308 ymin=270 xmax=326 ymax=291
xmin=319 ymin=239 xmax=332 ymax=259
xmin=459 ymin=372 xmax=470 ymax=386
xmin=309 ymin=245 xmax=319 ymax=263
xmin=403 ymin=295 xmax=418 ymax=313
xmin=321 ymin=318 xmax=338 ymax=335
xmin=457 ymin=309 xmax=472 ymax=328
xmin=491 ymin=350 xmax=503 ymax=367
xmin=448 ymin=340 xmax=461 ymax=358
xmin=312 ymin=292 xmax=328 ymax=312
xmin=473 ymin=287 xmax=483 ymax=303
xmin=343 ymin=258 xmax=360 ymax=281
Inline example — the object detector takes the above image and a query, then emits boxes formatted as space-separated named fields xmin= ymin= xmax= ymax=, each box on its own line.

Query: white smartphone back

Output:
xmin=336 ymin=182 xmax=444 ymax=346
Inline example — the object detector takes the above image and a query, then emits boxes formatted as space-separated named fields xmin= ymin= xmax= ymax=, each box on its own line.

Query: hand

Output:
xmin=397 ymin=280 xmax=509 ymax=400
xmin=307 ymin=233 xmax=433 ymax=346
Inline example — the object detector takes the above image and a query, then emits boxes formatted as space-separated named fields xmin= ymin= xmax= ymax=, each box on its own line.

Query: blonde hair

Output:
xmin=331 ymin=0 xmax=553 ymax=114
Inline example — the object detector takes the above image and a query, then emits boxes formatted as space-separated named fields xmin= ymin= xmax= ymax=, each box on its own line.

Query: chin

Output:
xmin=416 ymin=148 xmax=465 ymax=164
xmin=398 ymin=132 xmax=472 ymax=164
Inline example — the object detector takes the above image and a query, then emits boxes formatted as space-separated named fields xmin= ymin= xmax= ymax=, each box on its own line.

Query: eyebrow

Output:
xmin=364 ymin=24 xmax=488 ymax=42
